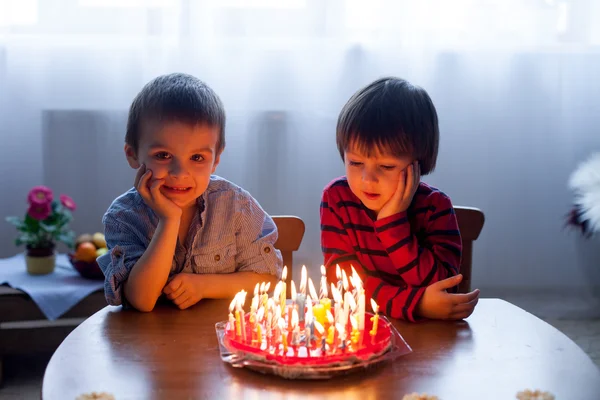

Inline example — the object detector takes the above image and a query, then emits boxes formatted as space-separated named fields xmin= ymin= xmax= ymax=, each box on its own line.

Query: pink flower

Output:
xmin=27 ymin=186 xmax=53 ymax=206
xmin=60 ymin=194 xmax=76 ymax=211
xmin=27 ymin=203 xmax=51 ymax=221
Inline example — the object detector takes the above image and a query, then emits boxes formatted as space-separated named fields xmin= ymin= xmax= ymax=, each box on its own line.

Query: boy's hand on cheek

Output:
xmin=163 ymin=273 xmax=204 ymax=310
xmin=134 ymin=164 xmax=182 ymax=221
xmin=377 ymin=161 xmax=420 ymax=220
xmin=416 ymin=275 xmax=480 ymax=320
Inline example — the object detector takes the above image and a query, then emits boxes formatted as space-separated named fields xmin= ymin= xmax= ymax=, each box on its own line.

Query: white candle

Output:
xmin=352 ymin=266 xmax=365 ymax=331
xmin=336 ymin=264 xmax=343 ymax=294
xmin=331 ymin=283 xmax=343 ymax=327
xmin=320 ymin=265 xmax=328 ymax=299
xmin=280 ymin=266 xmax=288 ymax=313
xmin=228 ymin=297 xmax=237 ymax=337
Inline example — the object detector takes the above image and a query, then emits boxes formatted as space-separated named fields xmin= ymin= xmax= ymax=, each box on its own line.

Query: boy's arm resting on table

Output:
xmin=374 ymin=194 xmax=462 ymax=288
xmin=98 ymin=215 xmax=179 ymax=312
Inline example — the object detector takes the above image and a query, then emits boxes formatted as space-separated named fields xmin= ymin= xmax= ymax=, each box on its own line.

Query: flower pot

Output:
xmin=25 ymin=247 xmax=56 ymax=275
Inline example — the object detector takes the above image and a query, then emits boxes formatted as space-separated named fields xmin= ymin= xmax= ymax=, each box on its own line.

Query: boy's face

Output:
xmin=125 ymin=121 xmax=221 ymax=212
xmin=344 ymin=144 xmax=413 ymax=216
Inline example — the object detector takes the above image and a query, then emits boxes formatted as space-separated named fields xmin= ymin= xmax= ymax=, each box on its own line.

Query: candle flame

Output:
xmin=278 ymin=318 xmax=285 ymax=330
xmin=342 ymin=270 xmax=349 ymax=291
xmin=281 ymin=265 xmax=288 ymax=281
xmin=350 ymin=314 xmax=358 ymax=329
xmin=259 ymin=282 xmax=265 ymax=294
xmin=326 ymin=310 xmax=334 ymax=324
xmin=321 ymin=264 xmax=326 ymax=276
xmin=308 ymin=277 xmax=319 ymax=300
xmin=254 ymin=283 xmax=259 ymax=296
xmin=240 ymin=290 xmax=247 ymax=306
xmin=314 ymin=320 xmax=325 ymax=335
xmin=370 ymin=298 xmax=379 ymax=313
xmin=300 ymin=265 xmax=307 ymax=294
xmin=273 ymin=281 xmax=281 ymax=300
xmin=291 ymin=307 xmax=299 ymax=328
xmin=331 ymin=284 xmax=343 ymax=303
xmin=336 ymin=264 xmax=341 ymax=280
xmin=264 ymin=281 xmax=271 ymax=293
xmin=257 ymin=307 xmax=264 ymax=321
xmin=229 ymin=297 xmax=237 ymax=312
xmin=347 ymin=291 xmax=357 ymax=311
xmin=335 ymin=322 xmax=345 ymax=335
xmin=351 ymin=265 xmax=362 ymax=287
xmin=291 ymin=280 xmax=297 ymax=299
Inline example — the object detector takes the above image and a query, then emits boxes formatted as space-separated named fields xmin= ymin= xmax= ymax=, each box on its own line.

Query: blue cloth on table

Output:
xmin=0 ymin=253 xmax=104 ymax=320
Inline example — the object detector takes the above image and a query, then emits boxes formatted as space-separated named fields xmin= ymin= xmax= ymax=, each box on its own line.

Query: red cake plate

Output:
xmin=215 ymin=312 xmax=412 ymax=379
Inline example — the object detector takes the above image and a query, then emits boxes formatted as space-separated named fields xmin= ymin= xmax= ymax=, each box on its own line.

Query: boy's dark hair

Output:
xmin=336 ymin=77 xmax=439 ymax=175
xmin=126 ymin=73 xmax=226 ymax=154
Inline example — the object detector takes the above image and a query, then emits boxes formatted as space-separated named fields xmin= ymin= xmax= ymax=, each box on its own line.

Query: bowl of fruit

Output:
xmin=69 ymin=232 xmax=108 ymax=280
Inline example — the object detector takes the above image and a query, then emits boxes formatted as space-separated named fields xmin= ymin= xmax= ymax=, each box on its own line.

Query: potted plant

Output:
xmin=5 ymin=185 xmax=77 ymax=275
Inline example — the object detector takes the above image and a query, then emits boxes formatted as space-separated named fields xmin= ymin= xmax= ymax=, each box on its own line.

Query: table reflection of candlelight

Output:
xmin=370 ymin=298 xmax=379 ymax=341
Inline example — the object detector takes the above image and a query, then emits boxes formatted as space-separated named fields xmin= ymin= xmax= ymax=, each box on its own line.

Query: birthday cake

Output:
xmin=221 ymin=265 xmax=396 ymax=370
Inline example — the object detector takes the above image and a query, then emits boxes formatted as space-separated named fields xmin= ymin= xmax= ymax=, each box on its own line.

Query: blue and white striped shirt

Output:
xmin=97 ymin=175 xmax=283 ymax=306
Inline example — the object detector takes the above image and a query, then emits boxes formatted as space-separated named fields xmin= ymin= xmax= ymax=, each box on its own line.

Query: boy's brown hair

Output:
xmin=336 ymin=77 xmax=439 ymax=175
xmin=126 ymin=73 xmax=226 ymax=154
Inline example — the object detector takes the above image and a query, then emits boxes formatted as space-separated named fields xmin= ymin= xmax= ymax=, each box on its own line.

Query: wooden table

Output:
xmin=42 ymin=299 xmax=600 ymax=399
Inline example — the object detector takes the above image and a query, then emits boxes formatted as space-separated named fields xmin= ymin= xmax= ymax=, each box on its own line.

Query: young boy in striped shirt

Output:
xmin=321 ymin=77 xmax=479 ymax=321
xmin=97 ymin=73 xmax=282 ymax=312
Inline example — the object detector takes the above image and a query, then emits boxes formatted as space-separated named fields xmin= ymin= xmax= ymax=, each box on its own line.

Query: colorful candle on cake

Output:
xmin=370 ymin=298 xmax=379 ymax=340
xmin=229 ymin=297 xmax=237 ymax=338
xmin=352 ymin=266 xmax=365 ymax=331
xmin=280 ymin=266 xmax=287 ymax=313
xmin=297 ymin=265 xmax=307 ymax=321
xmin=331 ymin=284 xmax=343 ymax=327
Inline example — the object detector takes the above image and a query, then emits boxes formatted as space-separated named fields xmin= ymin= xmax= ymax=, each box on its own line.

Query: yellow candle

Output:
xmin=313 ymin=304 xmax=326 ymax=326
xmin=370 ymin=299 xmax=380 ymax=338
xmin=256 ymin=323 xmax=262 ymax=347
xmin=235 ymin=309 xmax=241 ymax=336
xmin=282 ymin=331 xmax=288 ymax=353
xmin=320 ymin=298 xmax=331 ymax=313
xmin=370 ymin=314 xmax=379 ymax=337
xmin=326 ymin=325 xmax=335 ymax=345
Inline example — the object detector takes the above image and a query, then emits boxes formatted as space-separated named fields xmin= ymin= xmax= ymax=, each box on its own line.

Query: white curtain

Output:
xmin=1 ymin=0 xmax=599 ymax=292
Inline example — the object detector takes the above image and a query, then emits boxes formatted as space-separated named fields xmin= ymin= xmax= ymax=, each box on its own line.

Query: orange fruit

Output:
xmin=75 ymin=242 xmax=98 ymax=263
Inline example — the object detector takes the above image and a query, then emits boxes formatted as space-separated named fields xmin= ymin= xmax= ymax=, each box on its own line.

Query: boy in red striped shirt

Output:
xmin=321 ymin=77 xmax=479 ymax=321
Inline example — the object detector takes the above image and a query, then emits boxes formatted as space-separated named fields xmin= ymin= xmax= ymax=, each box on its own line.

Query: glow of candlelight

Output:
xmin=300 ymin=265 xmax=307 ymax=295
xmin=264 ymin=281 xmax=271 ymax=293
xmin=370 ymin=298 xmax=379 ymax=338
xmin=254 ymin=283 xmax=260 ymax=297
xmin=336 ymin=264 xmax=341 ymax=280
xmin=347 ymin=290 xmax=357 ymax=312
xmin=259 ymin=282 xmax=265 ymax=295
xmin=313 ymin=320 xmax=325 ymax=335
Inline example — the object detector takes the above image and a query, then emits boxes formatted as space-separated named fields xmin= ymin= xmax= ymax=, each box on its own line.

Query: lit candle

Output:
xmin=326 ymin=311 xmax=335 ymax=346
xmin=336 ymin=264 xmax=343 ymax=295
xmin=313 ymin=320 xmax=326 ymax=355
xmin=312 ymin=302 xmax=326 ymax=326
xmin=352 ymin=266 xmax=365 ymax=331
xmin=297 ymin=265 xmax=307 ymax=322
xmin=308 ymin=277 xmax=319 ymax=301
xmin=331 ymin=284 xmax=343 ymax=327
xmin=343 ymin=291 xmax=352 ymax=329
xmin=304 ymin=294 xmax=314 ymax=348
xmin=280 ymin=266 xmax=288 ymax=313
xmin=370 ymin=298 xmax=379 ymax=341
xmin=278 ymin=318 xmax=288 ymax=354
xmin=262 ymin=282 xmax=270 ymax=309
xmin=289 ymin=280 xmax=297 ymax=331
xmin=266 ymin=298 xmax=274 ymax=347
xmin=336 ymin=322 xmax=346 ymax=352
xmin=229 ymin=296 xmax=238 ymax=338
xmin=291 ymin=307 xmax=300 ymax=347
xmin=350 ymin=315 xmax=360 ymax=347
xmin=239 ymin=290 xmax=247 ymax=343
xmin=255 ymin=307 xmax=264 ymax=348
xmin=273 ymin=281 xmax=281 ymax=311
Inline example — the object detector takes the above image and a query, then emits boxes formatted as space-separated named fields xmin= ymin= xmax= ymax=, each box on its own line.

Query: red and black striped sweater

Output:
xmin=320 ymin=177 xmax=462 ymax=321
